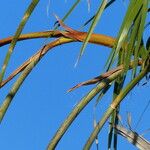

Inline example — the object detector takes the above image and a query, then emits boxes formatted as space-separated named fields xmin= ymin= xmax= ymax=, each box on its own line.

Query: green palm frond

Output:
xmin=84 ymin=63 xmax=149 ymax=149
xmin=0 ymin=1 xmax=149 ymax=149
xmin=106 ymin=0 xmax=145 ymax=70
xmin=132 ymin=0 xmax=148 ymax=78
xmin=76 ymin=0 xmax=108 ymax=65
xmin=106 ymin=1 xmax=149 ymax=149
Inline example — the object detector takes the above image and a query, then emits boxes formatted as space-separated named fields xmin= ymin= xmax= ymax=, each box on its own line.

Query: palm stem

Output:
xmin=47 ymin=70 xmax=122 ymax=150
xmin=83 ymin=64 xmax=149 ymax=150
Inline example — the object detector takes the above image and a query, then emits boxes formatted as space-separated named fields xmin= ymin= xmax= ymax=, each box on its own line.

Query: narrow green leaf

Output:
xmin=0 ymin=54 xmax=39 ymax=122
xmin=139 ymin=46 xmax=148 ymax=62
xmin=54 ymin=0 xmax=80 ymax=29
xmin=124 ymin=11 xmax=141 ymax=73
xmin=115 ymin=1 xmax=142 ymax=62
xmin=132 ymin=0 xmax=148 ymax=78
xmin=105 ymin=0 xmax=137 ymax=69
xmin=0 ymin=0 xmax=39 ymax=84
xmin=106 ymin=0 xmax=143 ymax=70
xmin=80 ymin=0 xmax=116 ymax=29
xmin=76 ymin=0 xmax=108 ymax=65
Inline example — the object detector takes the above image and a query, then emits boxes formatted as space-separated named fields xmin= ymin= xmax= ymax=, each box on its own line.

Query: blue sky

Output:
xmin=0 ymin=1 xmax=150 ymax=150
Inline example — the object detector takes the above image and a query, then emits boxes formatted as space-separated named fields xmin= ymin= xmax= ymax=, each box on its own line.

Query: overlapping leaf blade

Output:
xmin=107 ymin=1 xmax=149 ymax=149
xmin=124 ymin=11 xmax=141 ymax=73
xmin=132 ymin=0 xmax=148 ymax=78
xmin=76 ymin=0 xmax=108 ymax=64
xmin=106 ymin=0 xmax=143 ymax=70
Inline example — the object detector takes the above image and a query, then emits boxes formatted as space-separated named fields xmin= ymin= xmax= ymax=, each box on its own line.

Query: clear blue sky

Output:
xmin=0 ymin=1 xmax=149 ymax=150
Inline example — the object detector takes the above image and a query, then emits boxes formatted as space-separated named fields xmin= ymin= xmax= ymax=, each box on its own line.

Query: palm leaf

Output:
xmin=0 ymin=0 xmax=39 ymax=84
xmin=47 ymin=70 xmax=122 ymax=150
xmin=106 ymin=0 xmax=143 ymax=70
xmin=132 ymin=0 xmax=148 ymax=78
xmin=124 ymin=11 xmax=141 ymax=73
xmin=106 ymin=4 xmax=147 ymax=147
xmin=80 ymin=0 xmax=116 ymax=29
xmin=76 ymin=0 xmax=108 ymax=65
xmin=84 ymin=64 xmax=149 ymax=149
xmin=54 ymin=0 xmax=81 ymax=29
